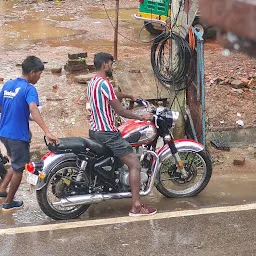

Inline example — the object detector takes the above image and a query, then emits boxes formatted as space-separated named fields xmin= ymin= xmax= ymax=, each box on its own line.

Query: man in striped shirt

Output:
xmin=88 ymin=52 xmax=157 ymax=216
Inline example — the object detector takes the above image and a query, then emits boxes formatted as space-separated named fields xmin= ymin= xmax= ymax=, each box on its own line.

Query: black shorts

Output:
xmin=89 ymin=130 xmax=133 ymax=158
xmin=0 ymin=137 xmax=30 ymax=172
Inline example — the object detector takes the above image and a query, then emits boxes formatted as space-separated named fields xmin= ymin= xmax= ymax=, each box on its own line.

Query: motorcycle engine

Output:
xmin=118 ymin=164 xmax=148 ymax=187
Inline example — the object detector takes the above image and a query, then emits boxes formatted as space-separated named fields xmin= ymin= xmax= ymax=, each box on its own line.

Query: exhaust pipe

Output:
xmin=52 ymin=190 xmax=150 ymax=207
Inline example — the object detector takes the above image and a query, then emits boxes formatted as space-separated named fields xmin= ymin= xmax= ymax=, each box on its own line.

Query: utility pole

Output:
xmin=114 ymin=0 xmax=119 ymax=60
xmin=170 ymin=0 xmax=198 ymax=139
xmin=171 ymin=0 xmax=186 ymax=139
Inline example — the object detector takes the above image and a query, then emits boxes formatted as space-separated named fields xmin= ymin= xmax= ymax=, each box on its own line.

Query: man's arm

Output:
xmin=110 ymin=99 xmax=151 ymax=121
xmin=29 ymin=102 xmax=58 ymax=143
xmin=114 ymin=89 xmax=138 ymax=102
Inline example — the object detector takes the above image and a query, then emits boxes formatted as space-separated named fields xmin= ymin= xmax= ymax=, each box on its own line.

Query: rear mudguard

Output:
xmin=157 ymin=139 xmax=204 ymax=162
xmin=36 ymin=153 xmax=77 ymax=190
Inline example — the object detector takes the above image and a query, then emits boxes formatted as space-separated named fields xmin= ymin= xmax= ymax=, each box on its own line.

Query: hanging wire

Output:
xmin=151 ymin=31 xmax=194 ymax=91
xmin=100 ymin=0 xmax=197 ymax=113
xmin=101 ymin=0 xmax=140 ymax=44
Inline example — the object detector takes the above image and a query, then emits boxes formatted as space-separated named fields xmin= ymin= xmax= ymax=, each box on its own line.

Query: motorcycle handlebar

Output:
xmin=44 ymin=136 xmax=58 ymax=151
xmin=135 ymin=98 xmax=149 ymax=108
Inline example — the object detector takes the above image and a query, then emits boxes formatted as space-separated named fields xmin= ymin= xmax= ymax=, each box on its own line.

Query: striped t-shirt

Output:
xmin=87 ymin=75 xmax=118 ymax=132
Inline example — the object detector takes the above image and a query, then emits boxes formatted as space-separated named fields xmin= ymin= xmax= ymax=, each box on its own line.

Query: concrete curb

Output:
xmin=207 ymin=126 xmax=256 ymax=148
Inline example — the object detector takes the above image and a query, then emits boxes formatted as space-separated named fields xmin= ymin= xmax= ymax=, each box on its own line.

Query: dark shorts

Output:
xmin=0 ymin=137 xmax=30 ymax=172
xmin=89 ymin=130 xmax=133 ymax=158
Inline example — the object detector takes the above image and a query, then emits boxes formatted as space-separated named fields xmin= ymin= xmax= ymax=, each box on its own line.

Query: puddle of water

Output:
xmin=0 ymin=2 xmax=152 ymax=51
xmin=1 ymin=19 xmax=78 ymax=44
xmin=0 ymin=1 xmax=81 ymax=51
xmin=87 ymin=8 xmax=137 ymax=21
xmin=0 ymin=18 xmax=80 ymax=51
xmin=87 ymin=8 xmax=153 ymax=44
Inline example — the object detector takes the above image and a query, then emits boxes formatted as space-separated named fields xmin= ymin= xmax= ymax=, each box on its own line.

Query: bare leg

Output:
xmin=4 ymin=171 xmax=23 ymax=204
xmin=0 ymin=167 xmax=13 ymax=193
xmin=120 ymin=153 xmax=141 ymax=212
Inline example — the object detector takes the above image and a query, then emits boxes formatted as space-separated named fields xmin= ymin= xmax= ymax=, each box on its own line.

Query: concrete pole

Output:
xmin=114 ymin=0 xmax=119 ymax=60
xmin=170 ymin=0 xmax=186 ymax=139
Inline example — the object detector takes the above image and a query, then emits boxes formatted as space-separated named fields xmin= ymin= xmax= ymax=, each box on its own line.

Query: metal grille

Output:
xmin=158 ymin=2 xmax=166 ymax=11
xmin=148 ymin=1 xmax=154 ymax=10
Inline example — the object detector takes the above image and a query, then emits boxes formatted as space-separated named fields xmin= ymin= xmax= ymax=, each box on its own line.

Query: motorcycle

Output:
xmin=0 ymin=153 xmax=8 ymax=182
xmin=25 ymin=99 xmax=212 ymax=220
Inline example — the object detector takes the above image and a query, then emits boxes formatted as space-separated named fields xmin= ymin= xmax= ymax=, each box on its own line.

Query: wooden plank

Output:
xmin=114 ymin=60 xmax=170 ymax=101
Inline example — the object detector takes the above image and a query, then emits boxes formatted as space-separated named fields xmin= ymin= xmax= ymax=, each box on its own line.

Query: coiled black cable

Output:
xmin=151 ymin=31 xmax=195 ymax=91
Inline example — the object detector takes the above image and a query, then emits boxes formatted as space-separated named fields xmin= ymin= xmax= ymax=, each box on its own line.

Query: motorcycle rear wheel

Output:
xmin=36 ymin=161 xmax=90 ymax=220
xmin=0 ymin=163 xmax=7 ymax=180
xmin=156 ymin=150 xmax=212 ymax=198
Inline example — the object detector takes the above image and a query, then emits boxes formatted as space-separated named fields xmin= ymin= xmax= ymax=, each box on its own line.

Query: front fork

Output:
xmin=165 ymin=135 xmax=188 ymax=179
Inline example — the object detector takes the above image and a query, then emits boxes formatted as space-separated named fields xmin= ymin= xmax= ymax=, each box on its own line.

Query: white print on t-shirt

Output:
xmin=4 ymin=87 xmax=21 ymax=98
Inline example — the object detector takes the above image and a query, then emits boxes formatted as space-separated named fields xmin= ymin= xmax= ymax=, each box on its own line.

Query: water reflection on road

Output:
xmin=1 ymin=173 xmax=256 ymax=229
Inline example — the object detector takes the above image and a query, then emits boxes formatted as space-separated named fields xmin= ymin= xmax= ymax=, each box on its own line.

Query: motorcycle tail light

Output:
xmin=41 ymin=151 xmax=53 ymax=160
xmin=25 ymin=162 xmax=35 ymax=173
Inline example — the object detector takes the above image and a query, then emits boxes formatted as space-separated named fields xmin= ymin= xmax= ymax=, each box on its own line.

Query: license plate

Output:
xmin=26 ymin=172 xmax=39 ymax=186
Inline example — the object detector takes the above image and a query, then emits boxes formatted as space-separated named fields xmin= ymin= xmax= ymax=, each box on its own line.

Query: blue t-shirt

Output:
xmin=0 ymin=78 xmax=39 ymax=142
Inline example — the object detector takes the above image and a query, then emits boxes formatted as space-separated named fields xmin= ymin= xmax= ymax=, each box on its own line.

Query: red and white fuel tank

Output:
xmin=119 ymin=119 xmax=157 ymax=147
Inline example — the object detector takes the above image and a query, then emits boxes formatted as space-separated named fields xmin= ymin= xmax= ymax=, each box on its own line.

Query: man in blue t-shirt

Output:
xmin=0 ymin=56 xmax=58 ymax=213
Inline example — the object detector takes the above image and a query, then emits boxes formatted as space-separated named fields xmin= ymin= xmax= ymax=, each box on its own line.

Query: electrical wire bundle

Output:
xmin=151 ymin=30 xmax=195 ymax=91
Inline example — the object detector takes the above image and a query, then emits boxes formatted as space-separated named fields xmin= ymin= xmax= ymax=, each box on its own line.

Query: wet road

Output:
xmin=1 ymin=208 xmax=256 ymax=256
xmin=1 ymin=173 xmax=256 ymax=255
xmin=1 ymin=173 xmax=256 ymax=228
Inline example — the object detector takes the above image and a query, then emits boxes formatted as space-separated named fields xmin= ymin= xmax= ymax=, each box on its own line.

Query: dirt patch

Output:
xmin=0 ymin=0 xmax=256 ymax=159
xmin=209 ymin=146 xmax=256 ymax=174
xmin=204 ymin=41 xmax=256 ymax=129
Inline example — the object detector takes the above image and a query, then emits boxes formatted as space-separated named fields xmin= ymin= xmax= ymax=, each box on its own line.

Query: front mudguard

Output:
xmin=157 ymin=139 xmax=205 ymax=163
xmin=35 ymin=153 xmax=77 ymax=190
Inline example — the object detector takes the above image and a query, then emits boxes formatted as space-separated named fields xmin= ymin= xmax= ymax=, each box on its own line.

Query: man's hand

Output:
xmin=45 ymin=132 xmax=58 ymax=144
xmin=131 ymin=95 xmax=139 ymax=102
xmin=86 ymin=102 xmax=92 ymax=120
xmin=114 ymin=90 xmax=139 ymax=102
xmin=140 ymin=113 xmax=153 ymax=121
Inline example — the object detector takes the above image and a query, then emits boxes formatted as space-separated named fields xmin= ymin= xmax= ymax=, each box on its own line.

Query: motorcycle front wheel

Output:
xmin=36 ymin=161 xmax=90 ymax=220
xmin=156 ymin=150 xmax=212 ymax=198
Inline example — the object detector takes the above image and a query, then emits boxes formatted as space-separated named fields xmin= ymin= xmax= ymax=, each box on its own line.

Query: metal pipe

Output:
xmin=201 ymin=41 xmax=206 ymax=147
xmin=114 ymin=0 xmax=119 ymax=60
xmin=52 ymin=190 xmax=153 ymax=207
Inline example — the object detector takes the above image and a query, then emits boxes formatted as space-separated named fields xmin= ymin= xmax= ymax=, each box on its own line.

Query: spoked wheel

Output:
xmin=0 ymin=163 xmax=7 ymax=180
xmin=156 ymin=150 xmax=212 ymax=197
xmin=36 ymin=161 xmax=90 ymax=220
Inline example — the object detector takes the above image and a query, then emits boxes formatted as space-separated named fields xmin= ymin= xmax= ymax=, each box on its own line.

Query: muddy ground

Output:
xmin=0 ymin=0 xmax=256 ymax=172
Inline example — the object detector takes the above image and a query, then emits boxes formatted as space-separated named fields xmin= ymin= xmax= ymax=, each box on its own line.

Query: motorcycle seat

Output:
xmin=81 ymin=137 xmax=110 ymax=155
xmin=48 ymin=137 xmax=111 ymax=155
